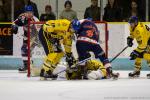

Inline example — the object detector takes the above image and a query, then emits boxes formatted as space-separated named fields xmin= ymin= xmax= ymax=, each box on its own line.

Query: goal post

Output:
xmin=27 ymin=21 xmax=108 ymax=77
xmin=95 ymin=21 xmax=108 ymax=57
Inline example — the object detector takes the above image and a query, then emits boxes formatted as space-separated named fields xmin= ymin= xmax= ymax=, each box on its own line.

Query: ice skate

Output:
xmin=106 ymin=67 xmax=119 ymax=80
xmin=147 ymin=73 xmax=150 ymax=79
xmin=40 ymin=69 xmax=57 ymax=80
xmin=18 ymin=66 xmax=27 ymax=73
xmin=128 ymin=70 xmax=140 ymax=78
xmin=111 ymin=72 xmax=120 ymax=80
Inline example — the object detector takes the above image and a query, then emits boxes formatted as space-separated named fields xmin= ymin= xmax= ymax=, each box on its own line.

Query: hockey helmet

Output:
xmin=71 ymin=19 xmax=81 ymax=31
xmin=24 ymin=5 xmax=33 ymax=12
xmin=86 ymin=17 xmax=92 ymax=21
xmin=128 ymin=16 xmax=138 ymax=24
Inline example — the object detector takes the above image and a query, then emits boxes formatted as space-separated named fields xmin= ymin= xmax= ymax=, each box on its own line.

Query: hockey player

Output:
xmin=71 ymin=19 xmax=119 ymax=79
xmin=11 ymin=5 xmax=39 ymax=72
xmin=66 ymin=59 xmax=107 ymax=80
xmin=127 ymin=16 xmax=150 ymax=78
xmin=38 ymin=19 xmax=75 ymax=80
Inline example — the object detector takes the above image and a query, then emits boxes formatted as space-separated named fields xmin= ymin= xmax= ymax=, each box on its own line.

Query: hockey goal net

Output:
xmin=27 ymin=21 xmax=108 ymax=77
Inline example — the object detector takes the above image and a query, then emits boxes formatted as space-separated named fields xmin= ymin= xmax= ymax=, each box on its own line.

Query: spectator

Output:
xmin=0 ymin=0 xmax=5 ymax=21
xmin=84 ymin=0 xmax=100 ymax=21
xmin=2 ymin=0 xmax=11 ymax=21
xmin=14 ymin=0 xmax=25 ymax=19
xmin=24 ymin=0 xmax=39 ymax=18
xmin=59 ymin=0 xmax=77 ymax=21
xmin=40 ymin=5 xmax=56 ymax=21
xmin=136 ymin=0 xmax=146 ymax=21
xmin=118 ymin=0 xmax=130 ymax=20
xmin=123 ymin=0 xmax=145 ymax=21
xmin=103 ymin=0 xmax=122 ymax=22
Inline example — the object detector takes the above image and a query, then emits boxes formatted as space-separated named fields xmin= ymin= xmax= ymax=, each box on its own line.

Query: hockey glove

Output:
xmin=11 ymin=25 xmax=18 ymax=34
xmin=130 ymin=50 xmax=144 ymax=60
xmin=66 ymin=53 xmax=76 ymax=67
xmin=127 ymin=37 xmax=133 ymax=47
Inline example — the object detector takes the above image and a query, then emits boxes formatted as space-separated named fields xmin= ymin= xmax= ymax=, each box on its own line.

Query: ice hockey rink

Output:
xmin=0 ymin=70 xmax=150 ymax=100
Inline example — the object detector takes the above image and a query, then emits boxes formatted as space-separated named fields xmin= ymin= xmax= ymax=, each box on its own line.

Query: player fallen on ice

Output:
xmin=38 ymin=19 xmax=76 ymax=80
xmin=127 ymin=16 xmax=150 ymax=78
xmin=11 ymin=5 xmax=39 ymax=73
xmin=71 ymin=19 xmax=119 ymax=79
xmin=66 ymin=59 xmax=108 ymax=80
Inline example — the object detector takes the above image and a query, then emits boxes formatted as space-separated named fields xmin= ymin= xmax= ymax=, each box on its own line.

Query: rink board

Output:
xmin=0 ymin=22 xmax=150 ymax=70
xmin=0 ymin=57 xmax=149 ymax=70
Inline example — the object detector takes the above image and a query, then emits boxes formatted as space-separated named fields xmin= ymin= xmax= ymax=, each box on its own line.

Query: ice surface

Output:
xmin=0 ymin=70 xmax=150 ymax=100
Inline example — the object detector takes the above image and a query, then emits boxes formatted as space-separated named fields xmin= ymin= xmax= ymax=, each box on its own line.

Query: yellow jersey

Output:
xmin=129 ymin=22 xmax=150 ymax=52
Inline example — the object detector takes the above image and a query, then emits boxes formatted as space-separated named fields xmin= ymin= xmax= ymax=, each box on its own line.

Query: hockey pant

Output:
xmin=76 ymin=41 xmax=109 ymax=65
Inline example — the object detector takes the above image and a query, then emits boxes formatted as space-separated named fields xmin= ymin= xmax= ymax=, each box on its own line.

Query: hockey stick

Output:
xmin=53 ymin=57 xmax=91 ymax=75
xmin=110 ymin=46 xmax=129 ymax=63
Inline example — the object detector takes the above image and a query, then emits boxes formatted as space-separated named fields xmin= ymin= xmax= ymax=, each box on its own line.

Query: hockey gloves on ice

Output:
xmin=130 ymin=50 xmax=144 ymax=60
xmin=11 ymin=25 xmax=18 ymax=34
xmin=127 ymin=37 xmax=133 ymax=47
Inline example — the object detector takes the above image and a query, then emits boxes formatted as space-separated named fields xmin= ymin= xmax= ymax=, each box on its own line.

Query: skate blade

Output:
xmin=40 ymin=77 xmax=56 ymax=81
xmin=18 ymin=70 xmax=27 ymax=73
xmin=40 ymin=77 xmax=47 ymax=81
xmin=129 ymin=75 xmax=140 ymax=79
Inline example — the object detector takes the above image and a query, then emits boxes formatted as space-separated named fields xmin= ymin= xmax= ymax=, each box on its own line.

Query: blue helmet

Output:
xmin=71 ymin=19 xmax=81 ymax=31
xmin=128 ymin=16 xmax=138 ymax=24
xmin=24 ymin=5 xmax=33 ymax=12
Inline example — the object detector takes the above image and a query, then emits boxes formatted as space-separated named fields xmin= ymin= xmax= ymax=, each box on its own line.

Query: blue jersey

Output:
xmin=77 ymin=20 xmax=99 ymax=42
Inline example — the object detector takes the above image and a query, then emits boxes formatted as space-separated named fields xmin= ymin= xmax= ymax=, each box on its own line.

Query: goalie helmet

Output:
xmin=128 ymin=16 xmax=138 ymax=24
xmin=24 ymin=5 xmax=33 ymax=12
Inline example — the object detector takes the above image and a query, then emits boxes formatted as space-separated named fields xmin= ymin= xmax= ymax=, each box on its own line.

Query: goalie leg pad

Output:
xmin=87 ymin=69 xmax=104 ymax=80
xmin=53 ymin=63 xmax=67 ymax=80
xmin=53 ymin=63 xmax=67 ymax=75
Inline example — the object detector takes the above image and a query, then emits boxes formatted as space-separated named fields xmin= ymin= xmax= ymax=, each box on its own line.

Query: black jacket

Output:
xmin=40 ymin=13 xmax=56 ymax=21
xmin=84 ymin=6 xmax=100 ymax=21
xmin=103 ymin=6 xmax=122 ymax=22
